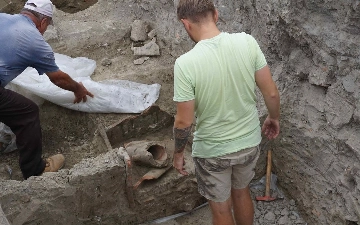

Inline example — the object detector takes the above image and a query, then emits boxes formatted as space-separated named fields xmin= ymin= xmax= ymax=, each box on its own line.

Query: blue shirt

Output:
xmin=0 ymin=13 xmax=59 ymax=87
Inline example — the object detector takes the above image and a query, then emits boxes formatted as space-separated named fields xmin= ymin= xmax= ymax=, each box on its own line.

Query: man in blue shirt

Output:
xmin=0 ymin=0 xmax=94 ymax=179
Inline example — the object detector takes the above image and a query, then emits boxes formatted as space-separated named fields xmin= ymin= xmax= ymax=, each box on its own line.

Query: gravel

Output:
xmin=142 ymin=175 xmax=307 ymax=225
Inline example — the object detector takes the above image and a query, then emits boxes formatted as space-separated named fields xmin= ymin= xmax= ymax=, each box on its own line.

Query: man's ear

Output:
xmin=40 ymin=18 xmax=48 ymax=27
xmin=214 ymin=9 xmax=219 ymax=23
xmin=181 ymin=19 xmax=191 ymax=31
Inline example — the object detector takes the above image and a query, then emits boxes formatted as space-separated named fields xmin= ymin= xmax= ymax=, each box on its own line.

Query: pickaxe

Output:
xmin=256 ymin=148 xmax=275 ymax=201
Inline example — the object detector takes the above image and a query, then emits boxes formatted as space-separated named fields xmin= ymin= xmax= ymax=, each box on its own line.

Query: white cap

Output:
xmin=24 ymin=0 xmax=54 ymax=18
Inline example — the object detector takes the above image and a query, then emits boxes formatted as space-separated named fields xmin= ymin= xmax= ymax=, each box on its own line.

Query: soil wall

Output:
xmin=229 ymin=1 xmax=360 ymax=224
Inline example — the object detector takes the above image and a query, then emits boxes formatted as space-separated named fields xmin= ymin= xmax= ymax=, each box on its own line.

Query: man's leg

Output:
xmin=193 ymin=156 xmax=235 ymax=225
xmin=208 ymin=197 xmax=235 ymax=225
xmin=231 ymin=146 xmax=260 ymax=225
xmin=231 ymin=186 xmax=254 ymax=225
xmin=0 ymin=88 xmax=45 ymax=179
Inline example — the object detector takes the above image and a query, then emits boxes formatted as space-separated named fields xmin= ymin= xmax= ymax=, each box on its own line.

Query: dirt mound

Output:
xmin=1 ymin=0 xmax=97 ymax=14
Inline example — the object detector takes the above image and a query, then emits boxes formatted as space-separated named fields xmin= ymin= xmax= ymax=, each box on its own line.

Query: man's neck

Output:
xmin=20 ymin=11 xmax=37 ymax=25
xmin=193 ymin=23 xmax=221 ymax=42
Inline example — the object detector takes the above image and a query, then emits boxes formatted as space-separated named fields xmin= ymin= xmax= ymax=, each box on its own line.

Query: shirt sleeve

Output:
xmin=247 ymin=34 xmax=267 ymax=71
xmin=19 ymin=31 xmax=59 ymax=75
xmin=30 ymin=39 xmax=59 ymax=75
xmin=173 ymin=60 xmax=195 ymax=102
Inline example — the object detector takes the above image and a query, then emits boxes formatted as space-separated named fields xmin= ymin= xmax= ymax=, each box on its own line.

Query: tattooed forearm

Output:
xmin=173 ymin=125 xmax=193 ymax=153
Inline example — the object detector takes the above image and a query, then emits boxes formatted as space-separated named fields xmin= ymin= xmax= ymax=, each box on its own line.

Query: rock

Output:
xmin=133 ymin=39 xmax=160 ymax=56
xmin=258 ymin=217 xmax=265 ymax=225
xmin=131 ymin=20 xmax=148 ymax=42
xmin=278 ymin=215 xmax=290 ymax=225
xmin=325 ymin=83 xmax=355 ymax=129
xmin=341 ymin=70 xmax=358 ymax=93
xmin=254 ymin=208 xmax=261 ymax=218
xmin=101 ymin=58 xmax=112 ymax=66
xmin=0 ymin=205 xmax=10 ymax=225
xmin=288 ymin=49 xmax=312 ymax=80
xmin=290 ymin=214 xmax=298 ymax=220
xmin=281 ymin=208 xmax=289 ymax=216
xmin=43 ymin=25 xmax=59 ymax=42
xmin=148 ymin=29 xmax=157 ymax=39
xmin=289 ymin=199 xmax=296 ymax=206
xmin=295 ymin=218 xmax=306 ymax=224
xmin=354 ymin=103 xmax=360 ymax=123
xmin=217 ymin=5 xmax=233 ymax=21
xmin=274 ymin=209 xmax=281 ymax=215
xmin=264 ymin=211 xmax=276 ymax=222
xmin=134 ymin=57 xmax=150 ymax=65
xmin=0 ymin=164 xmax=11 ymax=180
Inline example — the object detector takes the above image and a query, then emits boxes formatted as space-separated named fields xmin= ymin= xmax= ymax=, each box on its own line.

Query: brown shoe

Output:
xmin=43 ymin=154 xmax=65 ymax=173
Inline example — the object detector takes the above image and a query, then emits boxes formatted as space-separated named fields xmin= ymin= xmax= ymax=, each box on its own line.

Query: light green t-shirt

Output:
xmin=173 ymin=32 xmax=267 ymax=158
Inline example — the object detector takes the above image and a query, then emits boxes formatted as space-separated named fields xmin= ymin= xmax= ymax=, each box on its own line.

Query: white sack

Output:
xmin=11 ymin=53 xmax=161 ymax=113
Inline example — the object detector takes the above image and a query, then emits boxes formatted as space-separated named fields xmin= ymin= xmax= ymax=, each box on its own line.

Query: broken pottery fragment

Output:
xmin=148 ymin=29 xmax=157 ymax=39
xmin=133 ymin=166 xmax=172 ymax=189
xmin=134 ymin=57 xmax=150 ymax=65
xmin=125 ymin=141 xmax=169 ymax=168
xmin=133 ymin=39 xmax=160 ymax=56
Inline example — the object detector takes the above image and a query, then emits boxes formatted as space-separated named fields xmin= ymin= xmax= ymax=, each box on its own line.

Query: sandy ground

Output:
xmin=142 ymin=182 xmax=307 ymax=225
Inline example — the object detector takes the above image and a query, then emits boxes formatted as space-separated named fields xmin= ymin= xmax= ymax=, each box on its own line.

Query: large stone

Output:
xmin=308 ymin=67 xmax=332 ymax=87
xmin=131 ymin=20 xmax=148 ymax=42
xmin=325 ymin=85 xmax=355 ymax=129
xmin=288 ymin=48 xmax=312 ymax=80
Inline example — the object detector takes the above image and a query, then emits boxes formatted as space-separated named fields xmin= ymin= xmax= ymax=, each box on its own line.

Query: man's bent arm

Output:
xmin=255 ymin=65 xmax=280 ymax=119
xmin=255 ymin=65 xmax=280 ymax=139
xmin=174 ymin=125 xmax=193 ymax=153
xmin=46 ymin=70 xmax=94 ymax=103
xmin=173 ymin=100 xmax=195 ymax=175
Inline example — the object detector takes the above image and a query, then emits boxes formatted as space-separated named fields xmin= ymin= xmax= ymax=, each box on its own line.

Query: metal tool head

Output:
xmin=255 ymin=195 xmax=276 ymax=202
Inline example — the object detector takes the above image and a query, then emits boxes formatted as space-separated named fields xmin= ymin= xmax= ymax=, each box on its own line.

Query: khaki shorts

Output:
xmin=193 ymin=145 xmax=260 ymax=202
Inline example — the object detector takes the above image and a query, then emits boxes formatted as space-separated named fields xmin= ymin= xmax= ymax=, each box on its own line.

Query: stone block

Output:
xmin=131 ymin=20 xmax=148 ymax=42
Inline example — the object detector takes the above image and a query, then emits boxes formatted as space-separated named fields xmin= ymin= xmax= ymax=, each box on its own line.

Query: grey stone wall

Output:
xmin=159 ymin=1 xmax=360 ymax=223
xmin=210 ymin=1 xmax=360 ymax=224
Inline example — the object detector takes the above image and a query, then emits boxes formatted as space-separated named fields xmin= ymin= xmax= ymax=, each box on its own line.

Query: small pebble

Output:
xmin=101 ymin=58 xmax=112 ymax=66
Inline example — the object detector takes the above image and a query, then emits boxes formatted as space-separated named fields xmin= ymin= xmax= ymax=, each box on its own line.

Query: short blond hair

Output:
xmin=177 ymin=0 xmax=216 ymax=23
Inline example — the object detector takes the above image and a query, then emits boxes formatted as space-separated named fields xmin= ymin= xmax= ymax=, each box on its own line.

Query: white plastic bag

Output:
xmin=11 ymin=53 xmax=161 ymax=113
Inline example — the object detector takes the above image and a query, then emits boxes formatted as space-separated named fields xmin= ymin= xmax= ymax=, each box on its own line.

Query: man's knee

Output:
xmin=208 ymin=197 xmax=232 ymax=212
xmin=23 ymin=99 xmax=40 ymax=123
xmin=27 ymin=99 xmax=39 ymax=114
xmin=232 ymin=185 xmax=251 ymax=198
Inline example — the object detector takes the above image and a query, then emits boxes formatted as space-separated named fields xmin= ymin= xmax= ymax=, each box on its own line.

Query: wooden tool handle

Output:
xmin=265 ymin=149 xmax=272 ymax=197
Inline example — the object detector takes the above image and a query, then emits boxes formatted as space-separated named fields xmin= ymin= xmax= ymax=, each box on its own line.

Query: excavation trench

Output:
xmin=0 ymin=104 xmax=306 ymax=225
xmin=0 ymin=105 xmax=207 ymax=225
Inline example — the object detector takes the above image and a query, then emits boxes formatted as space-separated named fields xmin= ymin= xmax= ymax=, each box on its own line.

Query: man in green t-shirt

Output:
xmin=172 ymin=0 xmax=280 ymax=224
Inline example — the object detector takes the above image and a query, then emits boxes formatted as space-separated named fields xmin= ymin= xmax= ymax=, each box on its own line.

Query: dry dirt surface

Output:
xmin=141 ymin=182 xmax=307 ymax=225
